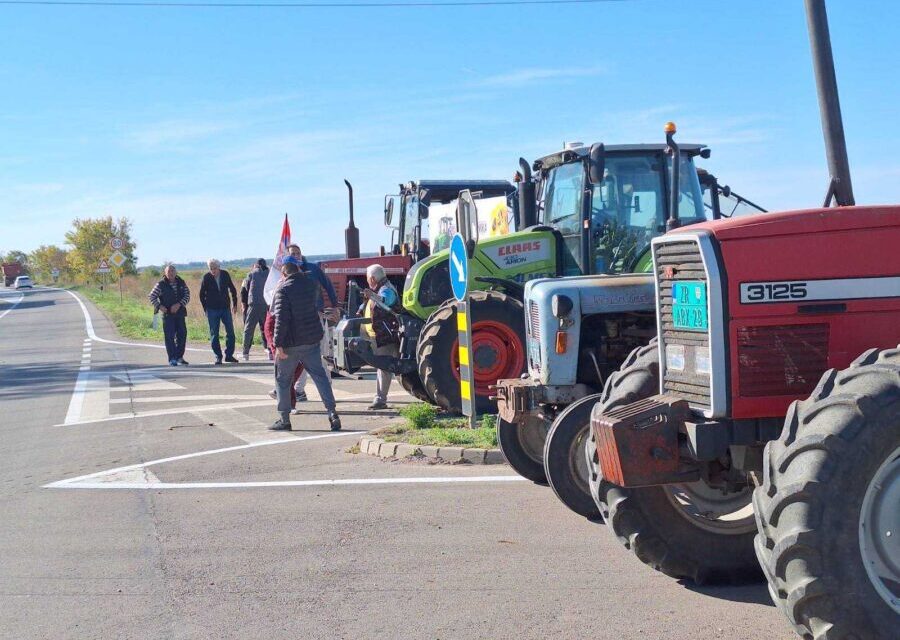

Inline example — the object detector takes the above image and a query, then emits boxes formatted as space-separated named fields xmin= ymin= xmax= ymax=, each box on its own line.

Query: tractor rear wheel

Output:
xmin=497 ymin=415 xmax=550 ymax=484
xmin=589 ymin=340 xmax=761 ymax=585
xmin=544 ymin=393 xmax=603 ymax=521
xmin=417 ymin=290 xmax=526 ymax=414
xmin=399 ymin=372 xmax=431 ymax=403
xmin=754 ymin=346 xmax=900 ymax=640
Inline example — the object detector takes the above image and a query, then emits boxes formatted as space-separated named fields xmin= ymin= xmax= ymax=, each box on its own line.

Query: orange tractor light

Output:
xmin=555 ymin=331 xmax=568 ymax=354
xmin=664 ymin=121 xmax=677 ymax=134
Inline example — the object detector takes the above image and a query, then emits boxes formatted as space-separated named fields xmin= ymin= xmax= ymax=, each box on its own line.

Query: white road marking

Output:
xmin=44 ymin=432 xmax=524 ymax=491
xmin=194 ymin=407 xmax=293 ymax=444
xmin=0 ymin=294 xmax=25 ymax=319
xmin=57 ymin=391 xmax=408 ymax=427
xmin=108 ymin=394 xmax=269 ymax=404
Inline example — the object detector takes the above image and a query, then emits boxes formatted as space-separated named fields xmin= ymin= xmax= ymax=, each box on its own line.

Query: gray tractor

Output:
xmin=493 ymin=126 xmax=765 ymax=519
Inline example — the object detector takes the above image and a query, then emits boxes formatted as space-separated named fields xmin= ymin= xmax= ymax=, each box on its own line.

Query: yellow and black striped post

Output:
xmin=457 ymin=299 xmax=477 ymax=427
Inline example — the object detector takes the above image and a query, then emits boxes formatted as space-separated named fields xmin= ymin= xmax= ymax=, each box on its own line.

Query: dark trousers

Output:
xmin=206 ymin=308 xmax=235 ymax=359
xmin=162 ymin=314 xmax=187 ymax=361
xmin=242 ymin=304 xmax=268 ymax=355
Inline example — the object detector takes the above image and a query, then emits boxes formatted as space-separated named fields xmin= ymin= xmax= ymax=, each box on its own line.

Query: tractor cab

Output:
xmin=384 ymin=180 xmax=517 ymax=262
xmin=533 ymin=143 xmax=715 ymax=277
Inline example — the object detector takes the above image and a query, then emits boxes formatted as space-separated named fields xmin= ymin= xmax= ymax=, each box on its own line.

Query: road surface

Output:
xmin=0 ymin=287 xmax=792 ymax=639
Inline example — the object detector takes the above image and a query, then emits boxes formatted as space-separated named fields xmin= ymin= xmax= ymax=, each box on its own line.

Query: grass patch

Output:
xmin=384 ymin=402 xmax=498 ymax=449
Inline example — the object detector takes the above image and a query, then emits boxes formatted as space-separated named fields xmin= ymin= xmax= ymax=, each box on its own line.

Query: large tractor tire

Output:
xmin=497 ymin=414 xmax=550 ymax=484
xmin=587 ymin=340 xmax=761 ymax=585
xmin=544 ymin=393 xmax=604 ymax=521
xmin=754 ymin=346 xmax=900 ymax=640
xmin=417 ymin=290 xmax=526 ymax=415
xmin=399 ymin=372 xmax=432 ymax=403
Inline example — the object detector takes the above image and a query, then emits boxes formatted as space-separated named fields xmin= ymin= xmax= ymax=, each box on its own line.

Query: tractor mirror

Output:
xmin=589 ymin=143 xmax=606 ymax=184
xmin=384 ymin=195 xmax=395 ymax=227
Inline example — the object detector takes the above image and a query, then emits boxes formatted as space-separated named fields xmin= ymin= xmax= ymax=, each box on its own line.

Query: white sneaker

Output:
xmin=268 ymin=389 xmax=277 ymax=400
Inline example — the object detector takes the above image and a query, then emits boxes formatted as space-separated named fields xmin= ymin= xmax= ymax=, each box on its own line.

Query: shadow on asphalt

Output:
xmin=0 ymin=362 xmax=82 ymax=400
xmin=5 ymin=299 xmax=56 ymax=310
xmin=682 ymin=581 xmax=774 ymax=607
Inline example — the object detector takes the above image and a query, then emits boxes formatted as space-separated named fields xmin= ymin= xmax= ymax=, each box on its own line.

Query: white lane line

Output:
xmin=45 ymin=431 xmax=356 ymax=487
xmin=56 ymin=391 xmax=409 ymax=427
xmin=52 ymin=476 xmax=527 ymax=490
xmin=109 ymin=394 xmax=271 ymax=404
xmin=44 ymin=431 xmax=524 ymax=491
xmin=194 ymin=407 xmax=293 ymax=444
xmin=0 ymin=294 xmax=24 ymax=319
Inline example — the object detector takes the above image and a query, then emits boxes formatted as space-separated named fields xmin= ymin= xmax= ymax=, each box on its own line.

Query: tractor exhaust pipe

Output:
xmin=344 ymin=179 xmax=360 ymax=259
xmin=517 ymin=158 xmax=537 ymax=228
xmin=805 ymin=0 xmax=855 ymax=206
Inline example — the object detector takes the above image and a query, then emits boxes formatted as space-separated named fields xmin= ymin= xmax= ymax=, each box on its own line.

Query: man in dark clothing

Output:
xmin=269 ymin=257 xmax=341 ymax=432
xmin=148 ymin=264 xmax=191 ymax=366
xmin=286 ymin=243 xmax=338 ymax=399
xmin=199 ymin=258 xmax=239 ymax=364
xmin=241 ymin=258 xmax=269 ymax=361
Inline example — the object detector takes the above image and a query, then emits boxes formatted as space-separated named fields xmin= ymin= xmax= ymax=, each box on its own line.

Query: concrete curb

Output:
xmin=356 ymin=434 xmax=505 ymax=465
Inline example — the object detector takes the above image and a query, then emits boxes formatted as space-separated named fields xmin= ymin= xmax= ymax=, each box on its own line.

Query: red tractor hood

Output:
xmin=673 ymin=204 xmax=900 ymax=241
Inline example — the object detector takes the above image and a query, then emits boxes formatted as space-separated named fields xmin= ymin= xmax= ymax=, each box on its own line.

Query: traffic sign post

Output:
xmin=449 ymin=233 xmax=477 ymax=427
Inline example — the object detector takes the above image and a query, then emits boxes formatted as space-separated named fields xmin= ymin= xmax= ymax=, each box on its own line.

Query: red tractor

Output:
xmin=583 ymin=2 xmax=899 ymax=637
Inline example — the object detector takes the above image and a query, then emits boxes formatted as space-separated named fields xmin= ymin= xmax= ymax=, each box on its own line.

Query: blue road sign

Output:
xmin=449 ymin=233 xmax=468 ymax=302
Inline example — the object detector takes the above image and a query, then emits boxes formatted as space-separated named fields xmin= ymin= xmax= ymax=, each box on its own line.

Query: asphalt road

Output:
xmin=0 ymin=287 xmax=794 ymax=640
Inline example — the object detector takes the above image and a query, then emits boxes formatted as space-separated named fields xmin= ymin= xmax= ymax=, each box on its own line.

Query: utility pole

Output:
xmin=804 ymin=0 xmax=855 ymax=206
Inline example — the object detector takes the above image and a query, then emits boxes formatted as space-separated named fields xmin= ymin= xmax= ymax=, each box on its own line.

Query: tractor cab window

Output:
xmin=589 ymin=153 xmax=709 ymax=274
xmin=400 ymin=194 xmax=430 ymax=257
xmin=540 ymin=160 xmax=586 ymax=276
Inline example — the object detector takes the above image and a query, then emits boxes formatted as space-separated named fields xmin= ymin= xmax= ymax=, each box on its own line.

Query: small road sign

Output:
xmin=449 ymin=233 xmax=468 ymax=302
xmin=51 ymin=268 xmax=60 ymax=278
xmin=97 ymin=259 xmax=111 ymax=274
xmin=110 ymin=237 xmax=124 ymax=251
xmin=109 ymin=251 xmax=127 ymax=268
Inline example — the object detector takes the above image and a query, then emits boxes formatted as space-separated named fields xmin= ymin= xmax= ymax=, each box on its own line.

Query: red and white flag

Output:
xmin=263 ymin=214 xmax=291 ymax=305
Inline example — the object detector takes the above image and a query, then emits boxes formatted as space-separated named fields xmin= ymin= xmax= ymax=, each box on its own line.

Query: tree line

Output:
xmin=2 ymin=216 xmax=137 ymax=284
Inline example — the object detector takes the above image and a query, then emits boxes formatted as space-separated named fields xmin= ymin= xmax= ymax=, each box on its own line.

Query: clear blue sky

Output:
xmin=2 ymin=0 xmax=898 ymax=266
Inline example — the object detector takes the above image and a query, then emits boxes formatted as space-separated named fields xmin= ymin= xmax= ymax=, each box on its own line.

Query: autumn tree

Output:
xmin=64 ymin=216 xmax=137 ymax=282
xmin=30 ymin=245 xmax=69 ymax=282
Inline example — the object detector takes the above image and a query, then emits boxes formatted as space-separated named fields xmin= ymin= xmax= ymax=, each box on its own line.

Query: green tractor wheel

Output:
xmin=417 ymin=290 xmax=526 ymax=415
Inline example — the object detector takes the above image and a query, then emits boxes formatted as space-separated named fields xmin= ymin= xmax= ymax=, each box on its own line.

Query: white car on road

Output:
xmin=14 ymin=275 xmax=33 ymax=289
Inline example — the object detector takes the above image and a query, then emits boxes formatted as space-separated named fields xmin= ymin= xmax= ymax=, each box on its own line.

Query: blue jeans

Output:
xmin=206 ymin=308 xmax=235 ymax=359
xmin=275 ymin=342 xmax=336 ymax=421
xmin=162 ymin=313 xmax=187 ymax=362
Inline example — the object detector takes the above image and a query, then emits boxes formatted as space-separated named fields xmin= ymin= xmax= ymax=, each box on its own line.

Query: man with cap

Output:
xmin=269 ymin=255 xmax=341 ymax=431
xmin=241 ymin=258 xmax=270 ymax=361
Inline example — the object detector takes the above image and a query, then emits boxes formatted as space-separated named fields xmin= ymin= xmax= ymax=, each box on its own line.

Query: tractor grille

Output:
xmin=655 ymin=239 xmax=712 ymax=410
xmin=528 ymin=300 xmax=541 ymax=341
xmin=737 ymin=324 xmax=829 ymax=397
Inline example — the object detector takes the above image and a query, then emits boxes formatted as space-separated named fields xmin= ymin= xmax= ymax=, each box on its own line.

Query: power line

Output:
xmin=0 ymin=0 xmax=623 ymax=6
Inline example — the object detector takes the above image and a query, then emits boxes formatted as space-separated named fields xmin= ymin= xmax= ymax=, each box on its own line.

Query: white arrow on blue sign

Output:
xmin=449 ymin=233 xmax=468 ymax=302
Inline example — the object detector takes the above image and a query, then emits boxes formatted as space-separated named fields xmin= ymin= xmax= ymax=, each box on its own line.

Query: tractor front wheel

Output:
xmin=417 ymin=290 xmax=526 ymax=414
xmin=754 ymin=346 xmax=900 ymax=640
xmin=497 ymin=414 xmax=549 ymax=484
xmin=544 ymin=393 xmax=603 ymax=521
xmin=589 ymin=340 xmax=761 ymax=584
xmin=399 ymin=372 xmax=432 ymax=403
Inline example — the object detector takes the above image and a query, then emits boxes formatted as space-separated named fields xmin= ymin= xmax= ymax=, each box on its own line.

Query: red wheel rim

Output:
xmin=451 ymin=320 xmax=525 ymax=399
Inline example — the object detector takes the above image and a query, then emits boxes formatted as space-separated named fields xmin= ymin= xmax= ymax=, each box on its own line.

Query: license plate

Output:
xmin=672 ymin=281 xmax=708 ymax=331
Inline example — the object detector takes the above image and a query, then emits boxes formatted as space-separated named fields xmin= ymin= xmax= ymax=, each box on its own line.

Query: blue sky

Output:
xmin=2 ymin=0 xmax=899 ymax=266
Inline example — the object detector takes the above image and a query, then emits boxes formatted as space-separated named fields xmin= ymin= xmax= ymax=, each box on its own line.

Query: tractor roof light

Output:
xmin=664 ymin=121 xmax=677 ymax=134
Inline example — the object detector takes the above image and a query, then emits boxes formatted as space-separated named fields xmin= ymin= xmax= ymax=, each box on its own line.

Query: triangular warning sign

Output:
xmin=99 ymin=259 xmax=110 ymax=268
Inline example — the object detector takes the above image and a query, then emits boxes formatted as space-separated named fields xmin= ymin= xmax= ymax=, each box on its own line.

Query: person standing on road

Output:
xmin=148 ymin=264 xmax=190 ymax=367
xmin=199 ymin=258 xmax=239 ymax=365
xmin=286 ymin=243 xmax=339 ymax=401
xmin=269 ymin=256 xmax=341 ymax=432
xmin=241 ymin=258 xmax=269 ymax=361
xmin=361 ymin=264 xmax=401 ymax=410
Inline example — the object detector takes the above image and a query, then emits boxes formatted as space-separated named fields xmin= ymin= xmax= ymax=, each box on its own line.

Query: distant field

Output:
xmin=76 ymin=267 xmax=264 ymax=348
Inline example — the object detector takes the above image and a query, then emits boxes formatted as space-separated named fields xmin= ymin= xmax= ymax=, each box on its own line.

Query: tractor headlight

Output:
xmin=551 ymin=294 xmax=573 ymax=319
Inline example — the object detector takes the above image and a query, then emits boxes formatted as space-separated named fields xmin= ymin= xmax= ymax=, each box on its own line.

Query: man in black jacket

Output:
xmin=199 ymin=258 xmax=239 ymax=364
xmin=269 ymin=257 xmax=341 ymax=431
xmin=148 ymin=264 xmax=191 ymax=366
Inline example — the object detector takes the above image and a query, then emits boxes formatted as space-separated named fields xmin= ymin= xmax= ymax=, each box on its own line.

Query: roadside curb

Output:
xmin=356 ymin=434 xmax=505 ymax=465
